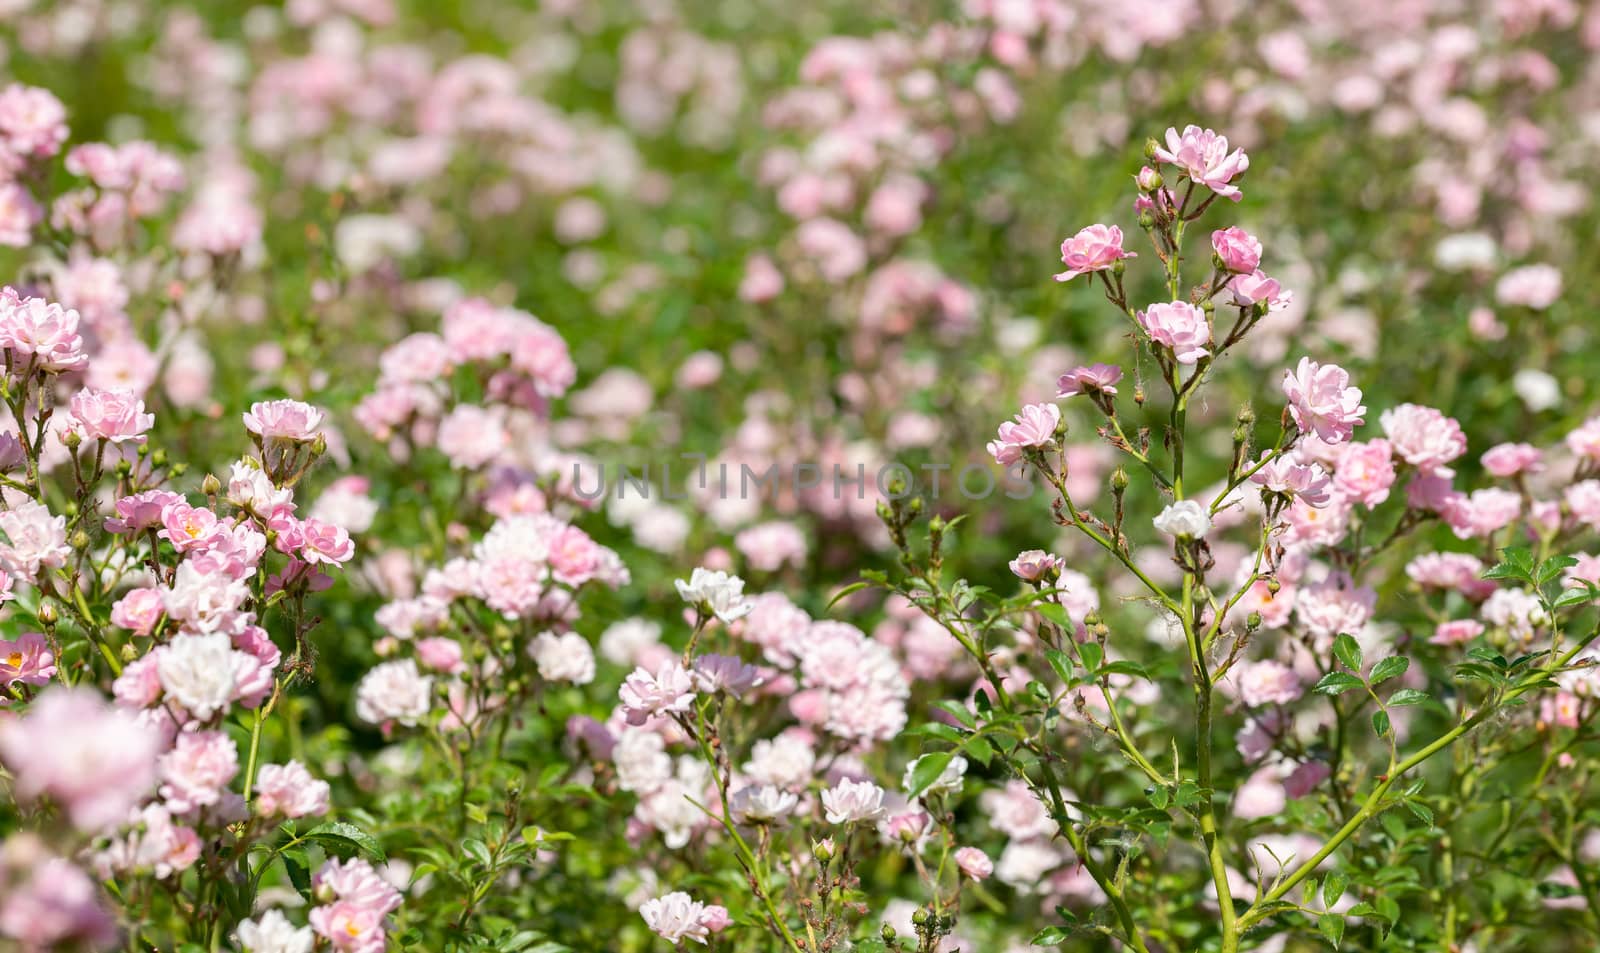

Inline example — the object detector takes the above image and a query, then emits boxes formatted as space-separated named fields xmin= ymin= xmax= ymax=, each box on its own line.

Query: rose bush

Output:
xmin=0 ymin=2 xmax=1598 ymax=952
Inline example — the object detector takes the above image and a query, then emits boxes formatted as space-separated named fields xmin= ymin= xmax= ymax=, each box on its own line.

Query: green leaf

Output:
xmin=907 ymin=752 xmax=954 ymax=798
xmin=281 ymin=849 xmax=312 ymax=901
xmin=1044 ymin=649 xmax=1075 ymax=684
xmin=1030 ymin=926 xmax=1070 ymax=946
xmin=1538 ymin=554 xmax=1579 ymax=584
xmin=1388 ymin=688 xmax=1429 ymax=707
xmin=1322 ymin=871 xmax=1348 ymax=909
xmin=1372 ymin=710 xmax=1390 ymax=737
xmin=962 ymin=734 xmax=994 ymax=767
xmin=1370 ymin=656 xmax=1409 ymax=685
xmin=1388 ymin=687 xmax=1427 ymax=709
xmin=905 ymin=722 xmax=964 ymax=744
xmin=1554 ymin=587 xmax=1593 ymax=609
xmin=1467 ymin=647 xmax=1508 ymax=668
xmin=1453 ymin=662 xmax=1502 ymax=684
xmin=1077 ymin=643 xmax=1104 ymax=674
xmin=1405 ymin=799 xmax=1434 ymax=828
xmin=1098 ymin=660 xmax=1151 ymax=680
xmin=462 ymin=839 xmax=492 ymax=867
xmin=934 ymin=700 xmax=977 ymax=729
xmin=304 ymin=822 xmax=385 ymax=862
xmin=825 ymin=581 xmax=872 ymax=610
xmin=1146 ymin=785 xmax=1171 ymax=809
xmin=1333 ymin=634 xmax=1362 ymax=673
xmin=1033 ymin=602 xmax=1072 ymax=630
xmin=1318 ymin=913 xmax=1345 ymax=947
xmin=1313 ymin=672 xmax=1364 ymax=696
xmin=1484 ymin=546 xmax=1535 ymax=582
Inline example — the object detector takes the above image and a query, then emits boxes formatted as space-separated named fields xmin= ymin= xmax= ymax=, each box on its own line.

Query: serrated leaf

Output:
xmin=1034 ymin=602 xmax=1072 ymax=630
xmin=1453 ymin=663 xmax=1501 ymax=684
xmin=1078 ymin=643 xmax=1104 ymax=674
xmin=1538 ymin=555 xmax=1579 ymax=584
xmin=1388 ymin=688 xmax=1429 ymax=707
xmin=1044 ymin=648 xmax=1075 ymax=684
xmin=1098 ymin=660 xmax=1151 ymax=680
xmin=1405 ymin=799 xmax=1434 ymax=828
xmin=907 ymin=752 xmax=954 ymax=798
xmin=906 ymin=722 xmax=965 ymax=744
xmin=1314 ymin=672 xmax=1364 ymax=696
xmin=1467 ymin=647 xmax=1508 ymax=668
xmin=282 ymin=849 xmax=311 ymax=900
xmin=304 ymin=822 xmax=385 ymax=862
xmin=1323 ymin=871 xmax=1348 ymax=908
xmin=1554 ymin=587 xmax=1593 ymax=608
xmin=1372 ymin=710 xmax=1391 ymax=736
xmin=1370 ymin=656 xmax=1409 ymax=685
xmin=1333 ymin=634 xmax=1362 ymax=673
xmin=963 ymin=734 xmax=994 ymax=767
xmin=934 ymin=700 xmax=977 ymax=729
xmin=1030 ymin=926 xmax=1070 ymax=946
xmin=1147 ymin=785 xmax=1170 ymax=809
xmin=1318 ymin=913 xmax=1345 ymax=946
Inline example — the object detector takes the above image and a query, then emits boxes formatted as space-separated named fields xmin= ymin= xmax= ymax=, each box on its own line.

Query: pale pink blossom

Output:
xmin=1431 ymin=619 xmax=1485 ymax=646
xmin=1056 ymin=363 xmax=1122 ymax=398
xmin=1380 ymin=404 xmax=1467 ymax=474
xmin=0 ymin=688 xmax=161 ymax=831
xmin=355 ymin=659 xmax=433 ymax=727
xmin=1232 ymin=659 xmax=1303 ymax=707
xmin=1282 ymin=358 xmax=1365 ymax=444
xmin=530 ymin=631 xmax=596 ymax=685
xmin=1054 ymin=224 xmax=1135 ymax=282
xmin=0 ymin=288 xmax=86 ymax=371
xmin=1211 ymin=226 xmax=1262 ymax=273
xmin=1332 ymin=440 xmax=1396 ymax=507
xmin=243 ymin=399 xmax=325 ymax=443
xmin=299 ymin=518 xmax=355 ymax=566
xmin=1229 ymin=270 xmax=1293 ymax=311
xmin=821 ymin=777 xmax=886 ymax=824
xmin=1294 ymin=573 xmax=1377 ymax=640
xmin=0 ymin=499 xmax=71 ymax=579
xmin=1250 ymin=454 xmax=1332 ymax=508
xmin=986 ymin=402 xmax=1060 ymax=466
xmin=254 ymin=761 xmax=331 ymax=818
xmin=1009 ymin=549 xmax=1062 ymax=581
xmin=1153 ymin=125 xmax=1250 ymax=200
xmin=68 ymin=388 xmax=154 ymax=443
xmin=1494 ymin=263 xmax=1562 ymax=309
xmin=619 ymin=663 xmax=696 ymax=725
xmin=158 ymin=730 xmax=239 ymax=813
xmin=639 ymin=892 xmax=711 ymax=946
xmin=1481 ymin=442 xmax=1543 ymax=478
xmin=1138 ymin=300 xmax=1211 ymax=364
xmin=0 ymin=632 xmax=55 ymax=686
xmin=1566 ymin=418 xmax=1600 ymax=463
xmin=0 ymin=84 xmax=68 ymax=160
xmin=955 ymin=846 xmax=994 ymax=880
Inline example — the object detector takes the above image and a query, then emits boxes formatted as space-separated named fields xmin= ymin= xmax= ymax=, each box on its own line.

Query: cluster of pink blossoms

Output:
xmin=359 ymin=512 xmax=627 ymax=732
xmin=0 ymin=286 xmax=88 ymax=372
xmin=0 ymin=83 xmax=65 ymax=246
xmin=354 ymin=296 xmax=578 ymax=495
xmin=302 ymin=857 xmax=404 ymax=953
xmin=580 ymin=566 xmax=911 ymax=854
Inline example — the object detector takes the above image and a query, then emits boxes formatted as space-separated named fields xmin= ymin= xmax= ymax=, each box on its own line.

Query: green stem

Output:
xmin=1241 ymin=624 xmax=1600 ymax=928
